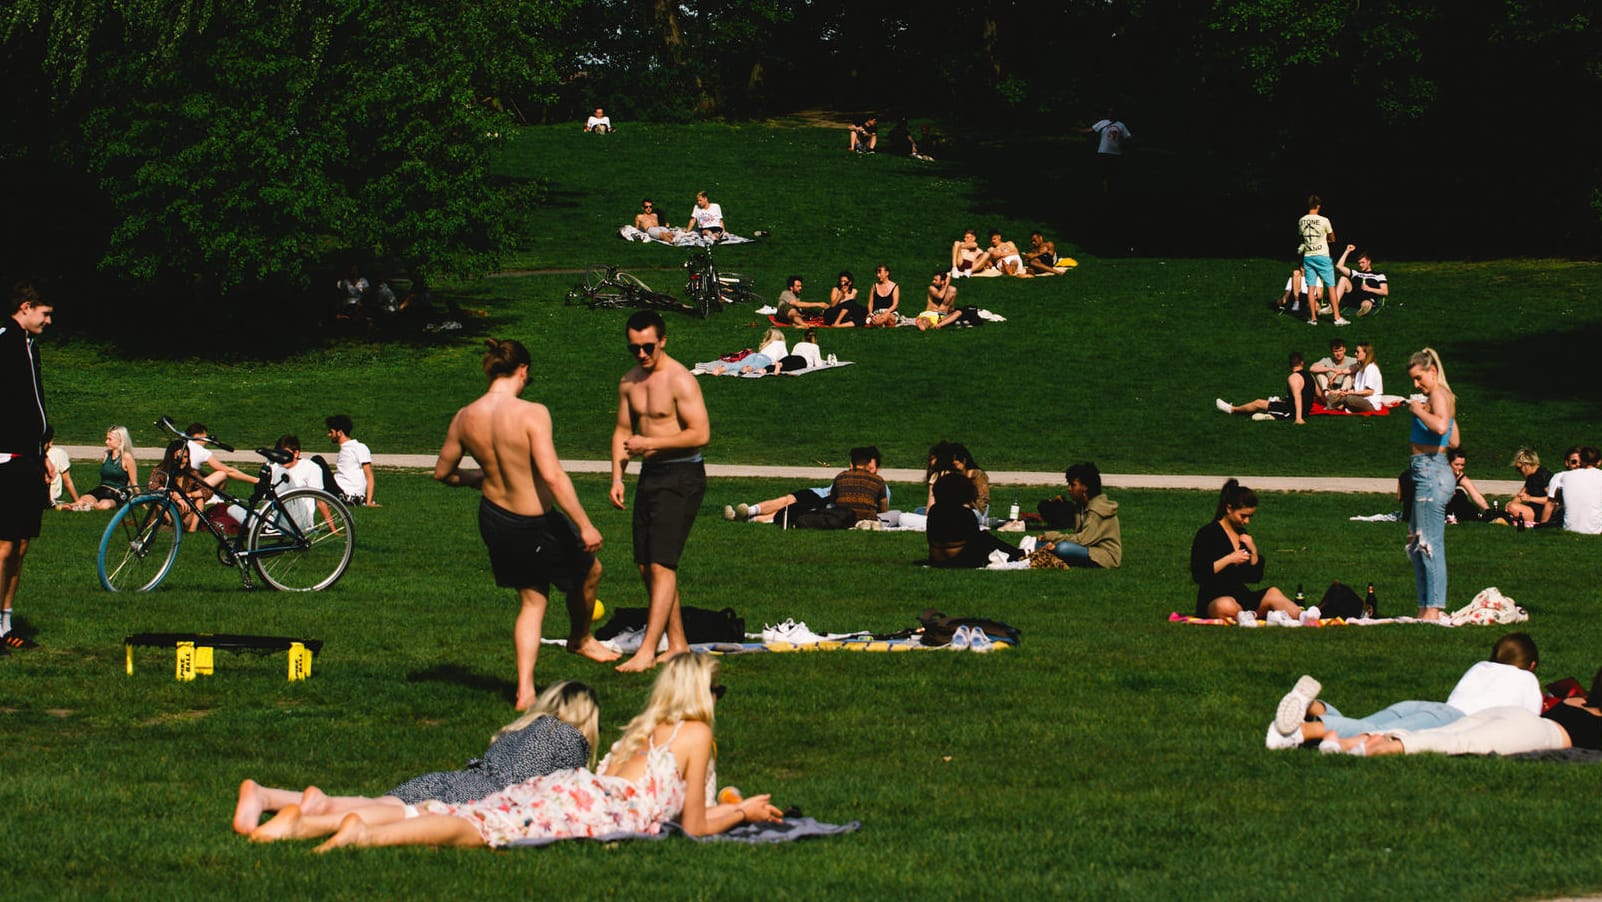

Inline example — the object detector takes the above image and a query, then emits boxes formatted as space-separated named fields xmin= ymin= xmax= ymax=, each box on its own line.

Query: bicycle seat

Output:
xmin=257 ymin=448 xmax=294 ymax=465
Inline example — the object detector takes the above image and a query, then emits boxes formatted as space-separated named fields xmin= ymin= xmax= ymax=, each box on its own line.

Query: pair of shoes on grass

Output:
xmin=949 ymin=625 xmax=993 ymax=653
xmin=722 ymin=502 xmax=757 ymax=521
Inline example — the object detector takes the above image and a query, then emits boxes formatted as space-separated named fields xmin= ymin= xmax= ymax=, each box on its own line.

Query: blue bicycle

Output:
xmin=96 ymin=417 xmax=356 ymax=592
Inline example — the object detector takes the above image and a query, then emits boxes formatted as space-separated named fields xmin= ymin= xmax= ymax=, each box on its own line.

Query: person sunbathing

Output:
xmin=249 ymin=654 xmax=783 ymax=850
xmin=1265 ymin=633 xmax=1540 ymax=751
xmin=985 ymin=230 xmax=1032 ymax=277
xmin=950 ymin=229 xmax=993 ymax=278
xmin=695 ymin=329 xmax=787 ymax=376
xmin=234 ymin=681 xmax=600 ymax=834
xmin=1343 ymin=664 xmax=1602 ymax=758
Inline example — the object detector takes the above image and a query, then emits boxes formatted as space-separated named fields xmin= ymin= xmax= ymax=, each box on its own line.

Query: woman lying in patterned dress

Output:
xmin=250 ymin=654 xmax=784 ymax=850
xmin=233 ymin=681 xmax=600 ymax=835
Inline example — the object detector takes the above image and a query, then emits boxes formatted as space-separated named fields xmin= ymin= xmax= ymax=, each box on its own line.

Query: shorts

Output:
xmin=916 ymin=310 xmax=943 ymax=323
xmin=1265 ymin=399 xmax=1296 ymax=419
xmin=477 ymin=499 xmax=594 ymax=595
xmin=632 ymin=460 xmax=706 ymax=569
xmin=0 ymin=457 xmax=47 ymax=539
xmin=1302 ymin=254 xmax=1337 ymax=292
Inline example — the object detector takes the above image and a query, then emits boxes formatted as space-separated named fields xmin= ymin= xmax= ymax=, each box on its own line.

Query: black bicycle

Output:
xmin=684 ymin=247 xmax=762 ymax=317
xmin=96 ymin=417 xmax=356 ymax=592
xmin=564 ymin=265 xmax=685 ymax=312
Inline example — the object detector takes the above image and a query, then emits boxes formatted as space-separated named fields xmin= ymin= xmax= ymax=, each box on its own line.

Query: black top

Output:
xmin=0 ymin=319 xmax=48 ymax=457
xmin=1189 ymin=520 xmax=1265 ymax=614
xmin=386 ymin=715 xmax=591 ymax=805
xmin=1544 ymin=703 xmax=1602 ymax=751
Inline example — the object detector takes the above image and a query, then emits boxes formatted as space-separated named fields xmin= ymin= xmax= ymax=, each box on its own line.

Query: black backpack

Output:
xmin=595 ymin=606 xmax=746 ymax=644
xmin=1318 ymin=581 xmax=1365 ymax=619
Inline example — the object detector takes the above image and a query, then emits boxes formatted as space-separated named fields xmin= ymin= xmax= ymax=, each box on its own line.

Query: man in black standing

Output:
xmin=0 ymin=283 xmax=53 ymax=652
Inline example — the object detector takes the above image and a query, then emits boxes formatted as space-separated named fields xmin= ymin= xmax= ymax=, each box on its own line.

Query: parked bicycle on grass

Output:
xmin=97 ymin=417 xmax=356 ymax=592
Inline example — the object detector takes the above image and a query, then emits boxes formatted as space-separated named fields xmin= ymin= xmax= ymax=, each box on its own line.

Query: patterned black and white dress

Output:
xmin=387 ymin=715 xmax=590 ymax=805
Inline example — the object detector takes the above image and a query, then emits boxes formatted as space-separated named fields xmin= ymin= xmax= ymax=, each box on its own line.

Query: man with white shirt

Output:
xmin=584 ymin=108 xmax=612 ymax=133
xmin=323 ymin=414 xmax=377 ymax=507
xmin=685 ymin=191 xmax=724 ymax=241
xmin=185 ymin=422 xmax=257 ymax=490
xmin=1548 ymin=445 xmax=1602 ymax=534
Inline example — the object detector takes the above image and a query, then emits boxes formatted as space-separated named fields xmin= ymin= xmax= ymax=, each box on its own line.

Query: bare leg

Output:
xmin=234 ymin=779 xmax=308 ymax=834
xmin=252 ymin=802 xmax=409 ymax=842
xmin=512 ymin=588 xmax=550 ymax=710
xmin=298 ymin=785 xmax=405 ymax=817
xmin=0 ymin=538 xmax=26 ymax=633
xmin=316 ymin=812 xmax=485 ymax=852
xmin=1228 ymin=399 xmax=1271 ymax=414
xmin=1205 ymin=596 xmax=1243 ymax=619
xmin=1258 ymin=587 xmax=1302 ymax=619
xmin=617 ymin=563 xmax=688 ymax=672
xmin=566 ymin=559 xmax=619 ymax=662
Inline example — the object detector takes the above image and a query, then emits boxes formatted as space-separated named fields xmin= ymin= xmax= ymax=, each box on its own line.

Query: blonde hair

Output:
xmin=107 ymin=425 xmax=136 ymax=462
xmin=1511 ymin=447 xmax=1541 ymax=469
xmin=759 ymin=327 xmax=785 ymax=348
xmin=1407 ymin=347 xmax=1448 ymax=390
xmin=1355 ymin=341 xmax=1376 ymax=369
xmin=494 ymin=680 xmax=601 ymax=768
xmin=610 ymin=653 xmax=718 ymax=764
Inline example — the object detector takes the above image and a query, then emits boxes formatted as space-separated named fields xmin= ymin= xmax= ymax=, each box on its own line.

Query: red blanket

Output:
xmin=1309 ymin=401 xmax=1397 ymax=417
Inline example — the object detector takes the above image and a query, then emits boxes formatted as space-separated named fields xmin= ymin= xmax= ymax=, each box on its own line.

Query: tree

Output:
xmin=1 ymin=0 xmax=574 ymax=302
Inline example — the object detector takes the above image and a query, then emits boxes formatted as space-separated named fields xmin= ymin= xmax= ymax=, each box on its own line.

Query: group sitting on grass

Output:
xmin=241 ymin=654 xmax=783 ymax=851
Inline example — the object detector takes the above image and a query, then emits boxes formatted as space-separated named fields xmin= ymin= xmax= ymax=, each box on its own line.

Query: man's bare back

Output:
xmin=447 ymin=394 xmax=558 ymax=516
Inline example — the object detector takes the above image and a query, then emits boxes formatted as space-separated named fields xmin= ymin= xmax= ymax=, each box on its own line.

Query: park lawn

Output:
xmin=4 ymin=471 xmax=1602 ymax=899
xmin=37 ymin=122 xmax=1602 ymax=477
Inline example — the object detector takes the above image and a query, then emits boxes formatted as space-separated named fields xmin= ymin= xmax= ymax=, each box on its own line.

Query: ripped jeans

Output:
xmin=1408 ymin=452 xmax=1454 ymax=610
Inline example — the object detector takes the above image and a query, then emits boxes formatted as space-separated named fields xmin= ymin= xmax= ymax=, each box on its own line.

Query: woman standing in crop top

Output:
xmin=1405 ymin=348 xmax=1458 ymax=620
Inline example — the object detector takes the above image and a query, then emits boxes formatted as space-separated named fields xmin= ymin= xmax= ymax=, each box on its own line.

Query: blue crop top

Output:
xmin=1410 ymin=413 xmax=1453 ymax=448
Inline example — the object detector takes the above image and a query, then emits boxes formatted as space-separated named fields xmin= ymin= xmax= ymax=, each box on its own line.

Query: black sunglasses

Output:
xmin=711 ymin=684 xmax=726 ymax=700
xmin=628 ymin=342 xmax=657 ymax=357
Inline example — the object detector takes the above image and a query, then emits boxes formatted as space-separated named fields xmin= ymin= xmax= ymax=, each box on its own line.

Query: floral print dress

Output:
xmin=419 ymin=720 xmax=712 ymax=847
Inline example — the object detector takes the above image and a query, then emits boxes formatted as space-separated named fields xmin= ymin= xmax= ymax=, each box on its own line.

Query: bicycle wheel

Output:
xmin=98 ymin=495 xmax=183 ymax=592
xmin=616 ymin=271 xmax=655 ymax=293
xmin=247 ymin=489 xmax=356 ymax=591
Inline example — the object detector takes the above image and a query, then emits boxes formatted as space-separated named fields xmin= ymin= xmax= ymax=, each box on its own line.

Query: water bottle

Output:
xmin=1008 ymin=496 xmax=1020 ymax=522
xmin=1365 ymin=582 xmax=1378 ymax=619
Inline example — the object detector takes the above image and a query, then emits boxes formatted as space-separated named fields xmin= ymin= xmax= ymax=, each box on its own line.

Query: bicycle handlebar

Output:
xmin=155 ymin=415 xmax=235 ymax=453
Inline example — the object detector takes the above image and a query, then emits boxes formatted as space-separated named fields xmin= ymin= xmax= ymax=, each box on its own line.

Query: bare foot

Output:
xmin=234 ymin=779 xmax=265 ymax=835
xmin=654 ymin=646 xmax=690 ymax=666
xmin=514 ymin=688 xmax=538 ymax=712
xmin=314 ymin=813 xmax=365 ymax=853
xmin=568 ymin=635 xmax=621 ymax=662
xmin=1419 ymin=608 xmax=1442 ymax=621
xmin=250 ymin=804 xmax=303 ymax=842
xmin=615 ymin=650 xmax=657 ymax=673
xmin=300 ymin=785 xmax=331 ymax=816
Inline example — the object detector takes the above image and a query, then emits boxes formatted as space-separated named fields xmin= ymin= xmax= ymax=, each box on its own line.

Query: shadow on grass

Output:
xmin=1450 ymin=320 xmax=1602 ymax=409
xmin=405 ymin=663 xmax=516 ymax=705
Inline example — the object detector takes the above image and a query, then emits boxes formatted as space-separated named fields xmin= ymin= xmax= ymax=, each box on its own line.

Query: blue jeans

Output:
xmin=1050 ymin=541 xmax=1095 ymax=567
xmin=1320 ymin=700 xmax=1462 ymax=737
xmin=1408 ymin=452 xmax=1453 ymax=610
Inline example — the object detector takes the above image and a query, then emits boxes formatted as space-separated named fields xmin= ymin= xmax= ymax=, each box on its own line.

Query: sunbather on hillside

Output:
xmin=695 ymin=329 xmax=787 ymax=376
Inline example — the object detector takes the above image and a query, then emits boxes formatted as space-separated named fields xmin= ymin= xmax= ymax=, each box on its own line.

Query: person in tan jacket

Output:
xmin=1036 ymin=462 xmax=1122 ymax=568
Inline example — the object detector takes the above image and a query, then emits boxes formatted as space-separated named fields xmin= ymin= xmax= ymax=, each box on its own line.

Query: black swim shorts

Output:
xmin=477 ymin=499 xmax=594 ymax=595
xmin=0 ymin=457 xmax=47 ymax=540
xmin=632 ymin=460 xmax=706 ymax=569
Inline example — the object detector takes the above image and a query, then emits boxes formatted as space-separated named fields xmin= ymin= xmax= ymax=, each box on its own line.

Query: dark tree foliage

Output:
xmin=2 ymin=0 xmax=574 ymax=309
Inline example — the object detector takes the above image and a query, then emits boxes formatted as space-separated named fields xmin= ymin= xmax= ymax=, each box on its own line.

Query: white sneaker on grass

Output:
xmin=1274 ymin=675 xmax=1323 ymax=735
xmin=1300 ymin=606 xmax=1323 ymax=626
xmin=1251 ymin=413 xmax=1276 ymax=421
xmin=1266 ymin=609 xmax=1297 ymax=627
xmin=950 ymin=625 xmax=972 ymax=650
xmin=1236 ymin=610 xmax=1258 ymax=628
xmin=968 ymin=628 xmax=994 ymax=653
xmin=1266 ymin=723 xmax=1304 ymax=750
xmin=1216 ymin=398 xmax=1233 ymax=414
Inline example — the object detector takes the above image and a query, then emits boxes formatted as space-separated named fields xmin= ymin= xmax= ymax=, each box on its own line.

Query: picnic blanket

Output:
xmin=507 ymin=816 xmax=861 ymax=847
xmin=619 ymin=225 xmax=757 ymax=246
xmin=763 ymin=311 xmax=1005 ymax=328
xmin=692 ymin=360 xmax=854 ymax=378
xmin=1168 ymin=612 xmax=1454 ymax=627
xmin=1309 ymin=396 xmax=1405 ymax=417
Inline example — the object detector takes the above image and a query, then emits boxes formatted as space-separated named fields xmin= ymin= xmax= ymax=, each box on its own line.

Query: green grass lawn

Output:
xmin=7 ymin=122 xmax=1602 ymax=899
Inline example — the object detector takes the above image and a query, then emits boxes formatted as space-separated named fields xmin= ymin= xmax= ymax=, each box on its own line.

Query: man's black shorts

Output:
xmin=633 ymin=460 xmax=706 ymax=569
xmin=477 ymin=499 xmax=594 ymax=595
xmin=0 ymin=457 xmax=47 ymax=540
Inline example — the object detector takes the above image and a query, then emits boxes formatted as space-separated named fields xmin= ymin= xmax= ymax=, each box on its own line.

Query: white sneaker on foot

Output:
xmin=736 ymin=503 xmax=753 ymax=519
xmin=723 ymin=505 xmax=737 ymax=520
xmin=1216 ymin=398 xmax=1233 ymax=414
xmin=1333 ymin=317 xmax=1351 ymax=326
xmin=1319 ymin=736 xmax=1344 ymax=755
xmin=1274 ymin=675 xmax=1322 ymax=735
xmin=1266 ymin=723 xmax=1304 ymax=750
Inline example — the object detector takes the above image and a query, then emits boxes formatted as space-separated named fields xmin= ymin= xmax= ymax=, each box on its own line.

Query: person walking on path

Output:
xmin=435 ymin=339 xmax=618 ymax=709
xmin=0 ymin=283 xmax=52 ymax=652
xmin=610 ymin=311 xmax=711 ymax=673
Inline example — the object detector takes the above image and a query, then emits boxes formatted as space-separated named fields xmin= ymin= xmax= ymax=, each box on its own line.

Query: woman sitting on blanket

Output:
xmin=70 ymin=425 xmax=138 ymax=510
xmin=1189 ymin=479 xmax=1305 ymax=624
xmin=1445 ymin=449 xmax=1491 ymax=522
xmin=1324 ymin=341 xmax=1383 ymax=412
xmin=823 ymin=270 xmax=867 ymax=328
xmin=235 ymin=681 xmax=601 ymax=835
xmin=866 ymin=265 xmax=900 ymax=327
xmin=1266 ymin=632 xmax=1540 ymax=751
xmin=763 ymin=328 xmax=824 ymax=374
xmin=1341 ymin=662 xmax=1602 ymax=759
xmin=697 ymin=329 xmax=787 ymax=376
xmin=250 ymin=654 xmax=783 ymax=850
xmin=927 ymin=472 xmax=1024 ymax=568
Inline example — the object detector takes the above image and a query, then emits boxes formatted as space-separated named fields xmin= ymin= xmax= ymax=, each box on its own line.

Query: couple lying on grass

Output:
xmin=235 ymin=654 xmax=781 ymax=851
xmin=1267 ymin=632 xmax=1602 ymax=757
